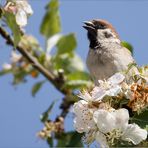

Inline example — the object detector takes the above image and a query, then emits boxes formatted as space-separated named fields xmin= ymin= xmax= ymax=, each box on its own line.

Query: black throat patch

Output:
xmin=87 ymin=32 xmax=101 ymax=49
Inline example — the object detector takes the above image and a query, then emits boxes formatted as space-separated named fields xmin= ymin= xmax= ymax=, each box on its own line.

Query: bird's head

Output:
xmin=83 ymin=19 xmax=120 ymax=49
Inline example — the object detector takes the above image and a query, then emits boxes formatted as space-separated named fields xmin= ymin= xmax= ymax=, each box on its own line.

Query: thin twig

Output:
xmin=0 ymin=26 xmax=68 ymax=94
xmin=0 ymin=26 xmax=73 ymax=120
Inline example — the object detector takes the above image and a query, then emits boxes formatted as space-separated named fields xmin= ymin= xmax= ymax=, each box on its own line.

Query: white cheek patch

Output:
xmin=97 ymin=29 xmax=120 ymax=44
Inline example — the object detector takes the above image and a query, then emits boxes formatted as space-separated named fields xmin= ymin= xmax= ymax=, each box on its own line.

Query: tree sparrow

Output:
xmin=83 ymin=19 xmax=137 ymax=84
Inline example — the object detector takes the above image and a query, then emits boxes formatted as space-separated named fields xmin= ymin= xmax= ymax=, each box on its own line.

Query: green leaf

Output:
xmin=46 ymin=34 xmax=62 ymax=54
xmin=64 ymin=80 xmax=92 ymax=89
xmin=47 ymin=137 xmax=53 ymax=147
xmin=32 ymin=80 xmax=45 ymax=97
xmin=0 ymin=69 xmax=12 ymax=76
xmin=57 ymin=33 xmax=77 ymax=55
xmin=52 ymin=53 xmax=85 ymax=74
xmin=40 ymin=100 xmax=57 ymax=123
xmin=56 ymin=131 xmax=83 ymax=147
xmin=121 ymin=41 xmax=133 ymax=55
xmin=40 ymin=0 xmax=61 ymax=38
xmin=38 ymin=53 xmax=46 ymax=65
xmin=0 ymin=8 xmax=3 ymax=18
xmin=131 ymin=109 xmax=148 ymax=128
xmin=63 ymin=71 xmax=92 ymax=89
xmin=67 ymin=71 xmax=90 ymax=80
xmin=4 ymin=12 xmax=21 ymax=47
xmin=12 ymin=69 xmax=28 ymax=85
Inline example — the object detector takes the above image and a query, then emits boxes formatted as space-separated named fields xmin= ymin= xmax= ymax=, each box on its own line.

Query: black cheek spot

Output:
xmin=104 ymin=32 xmax=113 ymax=38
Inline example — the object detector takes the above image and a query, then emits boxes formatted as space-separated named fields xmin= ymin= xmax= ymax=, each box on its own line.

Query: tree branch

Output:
xmin=0 ymin=26 xmax=68 ymax=94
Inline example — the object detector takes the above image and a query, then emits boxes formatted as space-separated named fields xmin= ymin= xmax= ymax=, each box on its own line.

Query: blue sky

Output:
xmin=0 ymin=0 xmax=148 ymax=147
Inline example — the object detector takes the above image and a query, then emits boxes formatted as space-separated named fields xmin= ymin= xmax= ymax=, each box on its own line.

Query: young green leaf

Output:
xmin=0 ymin=69 xmax=12 ymax=76
xmin=57 ymin=33 xmax=77 ymax=55
xmin=52 ymin=53 xmax=85 ymax=74
xmin=63 ymin=71 xmax=92 ymax=89
xmin=121 ymin=41 xmax=133 ymax=55
xmin=47 ymin=137 xmax=53 ymax=147
xmin=131 ymin=109 xmax=148 ymax=128
xmin=40 ymin=100 xmax=57 ymax=123
xmin=12 ymin=69 xmax=28 ymax=85
xmin=32 ymin=80 xmax=46 ymax=97
xmin=56 ymin=132 xmax=83 ymax=147
xmin=0 ymin=8 xmax=3 ymax=18
xmin=64 ymin=80 xmax=92 ymax=89
xmin=40 ymin=0 xmax=61 ymax=38
xmin=67 ymin=71 xmax=91 ymax=80
xmin=4 ymin=12 xmax=22 ymax=47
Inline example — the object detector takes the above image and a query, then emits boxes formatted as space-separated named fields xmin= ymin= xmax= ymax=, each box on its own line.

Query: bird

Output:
xmin=83 ymin=19 xmax=137 ymax=84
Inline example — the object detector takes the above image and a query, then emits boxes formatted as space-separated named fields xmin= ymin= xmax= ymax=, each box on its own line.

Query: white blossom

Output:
xmin=73 ymin=100 xmax=96 ymax=133
xmin=15 ymin=0 xmax=33 ymax=27
xmin=93 ymin=108 xmax=147 ymax=145
xmin=93 ymin=109 xmax=116 ymax=133
xmin=91 ymin=73 xmax=125 ymax=101
xmin=73 ymin=72 xmax=147 ymax=147
xmin=16 ymin=8 xmax=28 ymax=26
xmin=5 ymin=0 xmax=33 ymax=27
xmin=112 ymin=108 xmax=129 ymax=130
xmin=91 ymin=86 xmax=106 ymax=102
xmin=122 ymin=124 xmax=147 ymax=145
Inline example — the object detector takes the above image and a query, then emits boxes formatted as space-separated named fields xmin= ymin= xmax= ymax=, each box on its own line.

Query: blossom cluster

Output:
xmin=4 ymin=0 xmax=33 ymax=27
xmin=73 ymin=72 xmax=148 ymax=147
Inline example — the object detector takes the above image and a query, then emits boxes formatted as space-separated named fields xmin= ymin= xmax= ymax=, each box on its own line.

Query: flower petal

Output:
xmin=93 ymin=109 xmax=116 ymax=133
xmin=122 ymin=124 xmax=147 ymax=145
xmin=78 ymin=90 xmax=92 ymax=102
xmin=113 ymin=108 xmax=129 ymax=130
xmin=84 ymin=130 xmax=96 ymax=144
xmin=73 ymin=100 xmax=87 ymax=114
xmin=91 ymin=86 xmax=106 ymax=102
xmin=22 ymin=1 xmax=33 ymax=15
xmin=95 ymin=131 xmax=109 ymax=148
xmin=106 ymin=85 xmax=121 ymax=96
xmin=16 ymin=9 xmax=27 ymax=26
xmin=108 ymin=73 xmax=125 ymax=85
xmin=16 ymin=1 xmax=33 ymax=15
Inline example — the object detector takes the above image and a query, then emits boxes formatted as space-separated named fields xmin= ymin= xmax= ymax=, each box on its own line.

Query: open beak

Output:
xmin=83 ymin=21 xmax=95 ymax=32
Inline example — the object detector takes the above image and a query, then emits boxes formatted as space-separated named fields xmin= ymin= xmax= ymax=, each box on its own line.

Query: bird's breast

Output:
xmin=86 ymin=46 xmax=133 ymax=83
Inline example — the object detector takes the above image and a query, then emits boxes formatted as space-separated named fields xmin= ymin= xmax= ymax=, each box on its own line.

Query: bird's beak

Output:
xmin=83 ymin=21 xmax=95 ymax=32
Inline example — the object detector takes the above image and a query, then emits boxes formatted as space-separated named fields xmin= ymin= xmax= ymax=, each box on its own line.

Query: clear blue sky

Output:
xmin=0 ymin=0 xmax=148 ymax=147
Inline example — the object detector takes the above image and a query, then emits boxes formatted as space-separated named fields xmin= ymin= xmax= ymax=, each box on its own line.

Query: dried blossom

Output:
xmin=127 ymin=83 xmax=148 ymax=112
